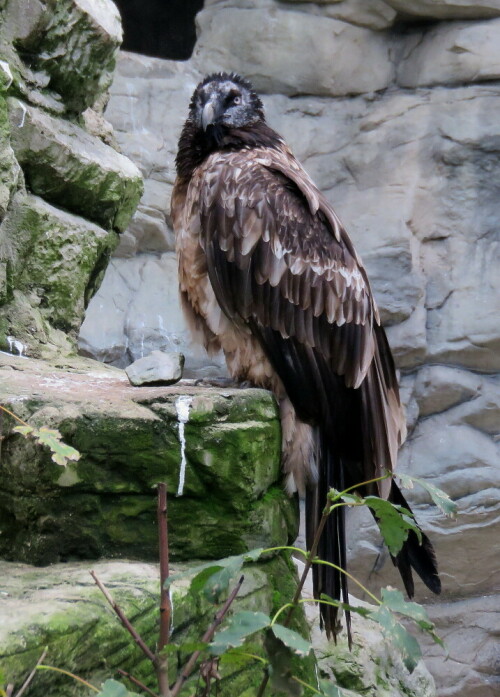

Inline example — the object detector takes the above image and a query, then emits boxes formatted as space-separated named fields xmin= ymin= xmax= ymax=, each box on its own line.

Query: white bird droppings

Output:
xmin=175 ymin=395 xmax=193 ymax=496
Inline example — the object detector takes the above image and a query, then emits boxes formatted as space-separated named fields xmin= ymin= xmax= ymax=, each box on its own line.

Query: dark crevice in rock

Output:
xmin=114 ymin=0 xmax=205 ymax=61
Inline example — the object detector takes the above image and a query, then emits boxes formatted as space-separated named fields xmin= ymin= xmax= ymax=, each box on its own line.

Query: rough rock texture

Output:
xmin=1 ymin=0 xmax=122 ymax=112
xmin=383 ymin=0 xmax=500 ymax=19
xmin=0 ymin=0 xmax=143 ymax=358
xmin=7 ymin=99 xmax=142 ymax=231
xmin=125 ymin=349 xmax=184 ymax=386
xmin=79 ymin=5 xmax=500 ymax=695
xmin=193 ymin=7 xmax=394 ymax=97
xmin=0 ymin=352 xmax=296 ymax=565
xmin=1 ymin=193 xmax=117 ymax=336
xmin=397 ymin=19 xmax=500 ymax=88
xmin=0 ymin=555 xmax=315 ymax=697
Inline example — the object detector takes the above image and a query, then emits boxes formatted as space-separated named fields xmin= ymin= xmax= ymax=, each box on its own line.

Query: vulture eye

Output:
xmin=226 ymin=90 xmax=242 ymax=106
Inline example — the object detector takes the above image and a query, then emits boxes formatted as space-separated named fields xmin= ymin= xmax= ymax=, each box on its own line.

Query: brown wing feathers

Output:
xmin=173 ymin=76 xmax=440 ymax=642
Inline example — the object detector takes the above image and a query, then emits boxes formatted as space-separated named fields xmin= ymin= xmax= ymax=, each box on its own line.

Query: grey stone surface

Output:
xmin=4 ymin=0 xmax=122 ymax=113
xmin=193 ymin=7 xmax=394 ymax=97
xmin=125 ymin=349 xmax=184 ymax=386
xmin=7 ymin=99 xmax=143 ymax=231
xmin=79 ymin=253 xmax=227 ymax=375
xmin=206 ymin=0 xmax=398 ymax=30
xmin=397 ymin=19 xmax=500 ymax=88
xmin=76 ymin=11 xmax=500 ymax=696
xmin=384 ymin=0 xmax=500 ymax=19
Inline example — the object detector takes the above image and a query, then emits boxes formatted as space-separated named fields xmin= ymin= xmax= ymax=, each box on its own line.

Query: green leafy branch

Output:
xmin=0 ymin=404 xmax=80 ymax=467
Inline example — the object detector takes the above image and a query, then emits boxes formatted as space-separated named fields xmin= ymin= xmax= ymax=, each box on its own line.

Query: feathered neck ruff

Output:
xmin=175 ymin=119 xmax=283 ymax=180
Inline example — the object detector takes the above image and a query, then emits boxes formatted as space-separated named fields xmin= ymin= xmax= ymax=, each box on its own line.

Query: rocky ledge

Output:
xmin=0 ymin=352 xmax=297 ymax=565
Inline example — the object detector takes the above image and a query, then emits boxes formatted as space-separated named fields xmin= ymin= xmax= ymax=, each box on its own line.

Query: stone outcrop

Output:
xmin=0 ymin=556 xmax=435 ymax=697
xmin=0 ymin=0 xmax=143 ymax=358
xmin=0 ymin=352 xmax=295 ymax=565
xmin=78 ymin=5 xmax=500 ymax=696
xmin=0 ymin=556 xmax=314 ymax=697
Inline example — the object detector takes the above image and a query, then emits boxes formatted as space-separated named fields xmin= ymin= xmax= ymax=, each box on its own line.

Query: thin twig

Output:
xmin=157 ymin=482 xmax=171 ymax=697
xmin=14 ymin=646 xmax=48 ymax=697
xmin=90 ymin=570 xmax=157 ymax=666
xmin=169 ymin=575 xmax=245 ymax=697
xmin=117 ymin=669 xmax=160 ymax=697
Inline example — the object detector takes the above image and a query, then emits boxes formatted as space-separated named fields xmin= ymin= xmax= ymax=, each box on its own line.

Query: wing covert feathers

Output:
xmin=173 ymin=130 xmax=440 ymax=645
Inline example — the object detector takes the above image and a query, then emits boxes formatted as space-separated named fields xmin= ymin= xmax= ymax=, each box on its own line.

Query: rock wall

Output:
xmin=79 ymin=2 xmax=500 ymax=696
xmin=0 ymin=0 xmax=143 ymax=359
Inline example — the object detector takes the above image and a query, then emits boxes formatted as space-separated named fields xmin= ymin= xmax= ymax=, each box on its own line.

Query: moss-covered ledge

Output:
xmin=0 ymin=353 xmax=298 ymax=565
xmin=0 ymin=555 xmax=315 ymax=697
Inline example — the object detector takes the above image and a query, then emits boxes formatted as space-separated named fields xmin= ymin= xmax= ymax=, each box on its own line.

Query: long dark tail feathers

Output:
xmin=390 ymin=481 xmax=441 ymax=596
xmin=306 ymin=435 xmax=352 ymax=648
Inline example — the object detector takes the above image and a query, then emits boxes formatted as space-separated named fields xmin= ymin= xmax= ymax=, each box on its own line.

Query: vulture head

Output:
xmin=188 ymin=72 xmax=265 ymax=133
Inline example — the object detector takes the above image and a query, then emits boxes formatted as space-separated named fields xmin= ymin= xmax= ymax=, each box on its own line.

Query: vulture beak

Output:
xmin=201 ymin=100 xmax=217 ymax=131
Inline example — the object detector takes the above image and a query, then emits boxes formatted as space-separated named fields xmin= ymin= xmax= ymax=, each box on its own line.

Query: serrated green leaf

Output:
xmin=397 ymin=473 xmax=457 ymax=517
xmin=319 ymin=680 xmax=346 ymax=697
xmin=14 ymin=424 xmax=80 ymax=467
xmin=210 ymin=611 xmax=271 ymax=655
xmin=189 ymin=565 xmax=224 ymax=595
xmin=271 ymin=624 xmax=311 ymax=657
xmin=381 ymin=588 xmax=432 ymax=629
xmin=97 ymin=679 xmax=140 ymax=697
xmin=166 ymin=550 xmax=253 ymax=600
xmin=380 ymin=588 xmax=444 ymax=647
xmin=203 ymin=556 xmax=243 ymax=603
xmin=36 ymin=428 xmax=80 ymax=467
xmin=364 ymin=496 xmax=421 ymax=555
xmin=369 ymin=605 xmax=421 ymax=673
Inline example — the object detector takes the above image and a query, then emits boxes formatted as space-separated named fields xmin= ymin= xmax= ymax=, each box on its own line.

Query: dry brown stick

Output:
xmin=14 ymin=646 xmax=48 ymax=697
xmin=157 ymin=483 xmax=171 ymax=697
xmin=157 ymin=483 xmax=171 ymax=650
xmin=90 ymin=570 xmax=157 ymax=666
xmin=169 ymin=575 xmax=245 ymax=697
xmin=255 ymin=503 xmax=330 ymax=697
xmin=117 ymin=668 xmax=160 ymax=697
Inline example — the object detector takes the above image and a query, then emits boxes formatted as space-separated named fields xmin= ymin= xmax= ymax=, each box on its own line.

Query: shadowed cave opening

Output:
xmin=113 ymin=0 xmax=204 ymax=60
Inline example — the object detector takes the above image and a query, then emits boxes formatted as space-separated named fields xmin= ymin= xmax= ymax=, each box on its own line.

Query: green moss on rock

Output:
xmin=0 ymin=354 xmax=297 ymax=565
xmin=1 ymin=193 xmax=118 ymax=334
xmin=0 ymin=555 xmax=315 ymax=697
xmin=7 ymin=100 xmax=143 ymax=231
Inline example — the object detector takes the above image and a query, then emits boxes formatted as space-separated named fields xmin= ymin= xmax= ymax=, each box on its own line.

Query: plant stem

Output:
xmin=157 ymin=483 xmax=171 ymax=697
xmin=36 ymin=666 xmax=99 ymax=693
xmin=313 ymin=559 xmax=381 ymax=605
xmin=0 ymin=405 xmax=30 ymax=427
xmin=90 ymin=570 xmax=157 ymax=666
xmin=291 ymin=675 xmax=322 ymax=695
xmin=14 ymin=647 xmax=48 ymax=697
xmin=117 ymin=669 xmax=160 ymax=697
xmin=169 ymin=575 xmax=244 ymax=697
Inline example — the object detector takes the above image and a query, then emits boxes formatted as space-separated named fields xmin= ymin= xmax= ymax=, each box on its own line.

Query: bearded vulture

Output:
xmin=171 ymin=72 xmax=440 ymax=640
